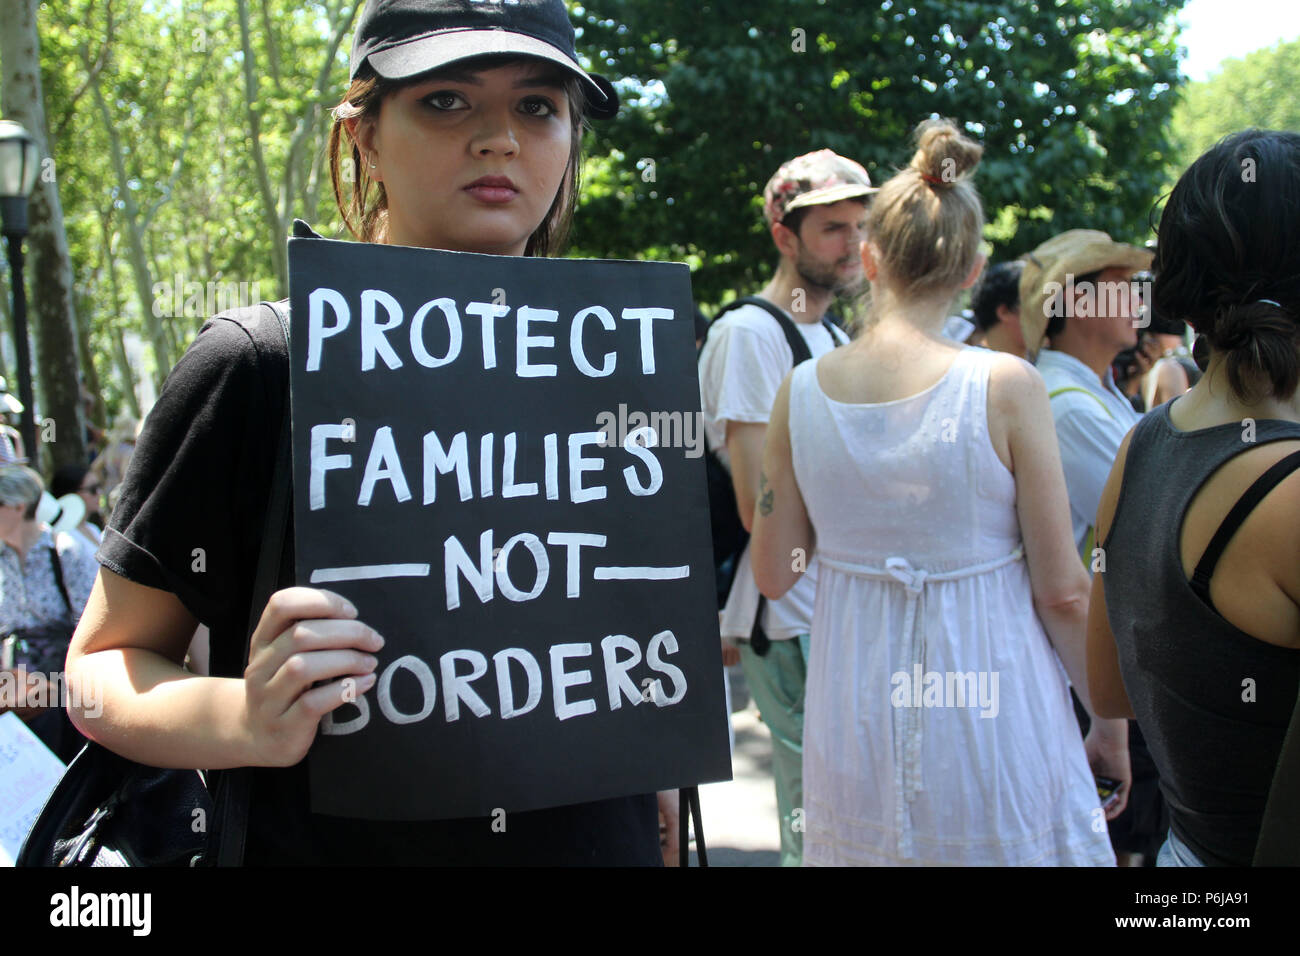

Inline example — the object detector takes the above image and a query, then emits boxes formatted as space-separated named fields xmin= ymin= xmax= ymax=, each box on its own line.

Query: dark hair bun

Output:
xmin=1211 ymin=299 xmax=1299 ymax=400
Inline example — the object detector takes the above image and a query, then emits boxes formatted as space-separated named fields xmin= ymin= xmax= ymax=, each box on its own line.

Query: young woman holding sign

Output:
xmin=64 ymin=0 xmax=662 ymax=864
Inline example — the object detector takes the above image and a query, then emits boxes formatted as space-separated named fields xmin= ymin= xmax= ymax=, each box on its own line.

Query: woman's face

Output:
xmin=352 ymin=61 xmax=573 ymax=256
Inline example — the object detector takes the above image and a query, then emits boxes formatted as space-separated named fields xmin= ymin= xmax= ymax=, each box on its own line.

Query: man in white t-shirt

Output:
xmin=698 ymin=149 xmax=874 ymax=866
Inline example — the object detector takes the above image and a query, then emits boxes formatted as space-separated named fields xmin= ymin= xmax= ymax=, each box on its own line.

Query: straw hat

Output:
xmin=36 ymin=491 xmax=86 ymax=533
xmin=0 ymin=376 xmax=23 ymax=415
xmin=1018 ymin=229 xmax=1153 ymax=356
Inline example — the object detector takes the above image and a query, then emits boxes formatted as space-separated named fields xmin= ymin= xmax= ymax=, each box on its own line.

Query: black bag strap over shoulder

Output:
xmin=706 ymin=296 xmax=844 ymax=653
xmin=47 ymin=545 xmax=73 ymax=617
xmin=211 ymin=299 xmax=294 ymax=867
xmin=246 ymin=299 xmax=293 ymax=643
xmin=708 ymin=295 xmax=841 ymax=366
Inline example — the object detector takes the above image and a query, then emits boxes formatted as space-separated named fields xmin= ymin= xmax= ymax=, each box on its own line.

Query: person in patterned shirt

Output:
xmin=0 ymin=465 xmax=97 ymax=760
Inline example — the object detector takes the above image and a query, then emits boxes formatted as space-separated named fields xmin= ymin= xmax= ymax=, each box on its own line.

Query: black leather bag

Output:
xmin=6 ymin=621 xmax=76 ymax=675
xmin=17 ymin=301 xmax=291 ymax=868
xmin=18 ymin=744 xmax=217 ymax=867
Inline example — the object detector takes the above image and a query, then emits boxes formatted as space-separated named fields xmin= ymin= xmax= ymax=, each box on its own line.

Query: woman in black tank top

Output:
xmin=1086 ymin=129 xmax=1300 ymax=867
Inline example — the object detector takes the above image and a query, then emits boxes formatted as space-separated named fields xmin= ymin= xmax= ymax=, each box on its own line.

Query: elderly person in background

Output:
xmin=0 ymin=465 xmax=99 ymax=760
xmin=1021 ymin=229 xmax=1163 ymax=867
xmin=1021 ymin=230 xmax=1153 ymax=557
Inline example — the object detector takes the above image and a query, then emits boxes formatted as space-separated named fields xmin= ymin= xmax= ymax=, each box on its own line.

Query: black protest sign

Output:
xmin=288 ymin=236 xmax=732 ymax=820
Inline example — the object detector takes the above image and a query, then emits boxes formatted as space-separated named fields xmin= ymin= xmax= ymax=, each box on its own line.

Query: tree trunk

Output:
xmin=73 ymin=288 xmax=105 ymax=434
xmin=97 ymin=210 xmax=140 ymax=420
xmin=281 ymin=0 xmax=362 ymax=227
xmin=111 ymin=327 xmax=139 ymax=420
xmin=91 ymin=76 xmax=173 ymax=390
xmin=236 ymin=0 xmax=288 ymax=296
xmin=1 ymin=0 xmax=88 ymax=473
xmin=257 ymin=0 xmax=283 ymax=91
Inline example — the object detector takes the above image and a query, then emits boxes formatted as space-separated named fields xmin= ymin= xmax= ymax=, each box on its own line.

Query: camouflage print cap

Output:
xmin=763 ymin=149 xmax=878 ymax=227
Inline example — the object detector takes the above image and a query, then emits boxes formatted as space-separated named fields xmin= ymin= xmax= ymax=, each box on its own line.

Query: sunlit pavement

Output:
xmin=688 ymin=668 xmax=781 ymax=867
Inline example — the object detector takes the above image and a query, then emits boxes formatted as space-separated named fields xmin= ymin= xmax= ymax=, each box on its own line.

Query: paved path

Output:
xmin=688 ymin=700 xmax=781 ymax=867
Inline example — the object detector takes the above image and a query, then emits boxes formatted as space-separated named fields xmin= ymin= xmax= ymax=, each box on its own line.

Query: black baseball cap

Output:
xmin=349 ymin=0 xmax=619 ymax=120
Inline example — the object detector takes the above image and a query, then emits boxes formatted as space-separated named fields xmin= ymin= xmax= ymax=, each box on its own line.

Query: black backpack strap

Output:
xmin=1190 ymin=449 xmax=1300 ymax=612
xmin=712 ymin=296 xmax=814 ymax=365
xmin=47 ymin=544 xmax=73 ymax=616
xmin=821 ymin=310 xmax=847 ymax=344
xmin=708 ymin=296 xmax=842 ymax=651
xmin=212 ymin=299 xmax=293 ymax=867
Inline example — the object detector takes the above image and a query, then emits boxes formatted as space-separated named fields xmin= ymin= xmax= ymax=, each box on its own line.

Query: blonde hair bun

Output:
xmin=865 ymin=117 xmax=986 ymax=295
xmin=910 ymin=118 xmax=983 ymax=189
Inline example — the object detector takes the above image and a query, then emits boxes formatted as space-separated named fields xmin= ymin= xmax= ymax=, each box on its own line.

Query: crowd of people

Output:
xmin=1 ymin=0 xmax=1296 ymax=867
xmin=707 ymin=123 xmax=1298 ymax=867
xmin=0 ymin=399 xmax=137 ymax=762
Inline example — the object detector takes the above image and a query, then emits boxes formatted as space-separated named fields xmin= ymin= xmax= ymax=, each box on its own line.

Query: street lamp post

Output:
xmin=0 ymin=120 xmax=40 ymax=459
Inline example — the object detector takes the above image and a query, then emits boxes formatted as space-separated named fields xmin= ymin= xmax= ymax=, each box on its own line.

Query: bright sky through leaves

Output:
xmin=1179 ymin=0 xmax=1300 ymax=79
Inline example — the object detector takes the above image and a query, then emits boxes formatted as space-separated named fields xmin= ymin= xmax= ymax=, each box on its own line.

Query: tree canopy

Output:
xmin=0 ymin=0 xmax=1189 ymax=430
xmin=570 ymin=0 xmax=1186 ymax=305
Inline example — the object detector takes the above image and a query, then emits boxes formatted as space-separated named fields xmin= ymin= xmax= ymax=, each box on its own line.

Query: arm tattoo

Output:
xmin=758 ymin=471 xmax=774 ymax=516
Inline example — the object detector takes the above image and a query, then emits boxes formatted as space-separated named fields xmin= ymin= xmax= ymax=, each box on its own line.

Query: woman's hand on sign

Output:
xmin=240 ymin=587 xmax=383 ymax=767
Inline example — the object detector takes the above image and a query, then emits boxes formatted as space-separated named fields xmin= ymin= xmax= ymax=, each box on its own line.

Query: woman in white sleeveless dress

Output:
xmin=750 ymin=119 xmax=1126 ymax=865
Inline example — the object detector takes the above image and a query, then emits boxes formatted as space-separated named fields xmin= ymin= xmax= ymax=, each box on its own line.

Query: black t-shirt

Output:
xmin=98 ymin=302 xmax=660 ymax=865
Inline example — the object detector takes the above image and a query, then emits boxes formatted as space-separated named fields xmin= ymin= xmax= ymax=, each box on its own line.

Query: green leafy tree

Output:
xmin=1 ymin=0 xmax=87 ymax=470
xmin=23 ymin=0 xmax=359 ymax=417
xmin=7 ymin=0 xmax=1191 ymax=429
xmin=571 ymin=0 xmax=1185 ymax=306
